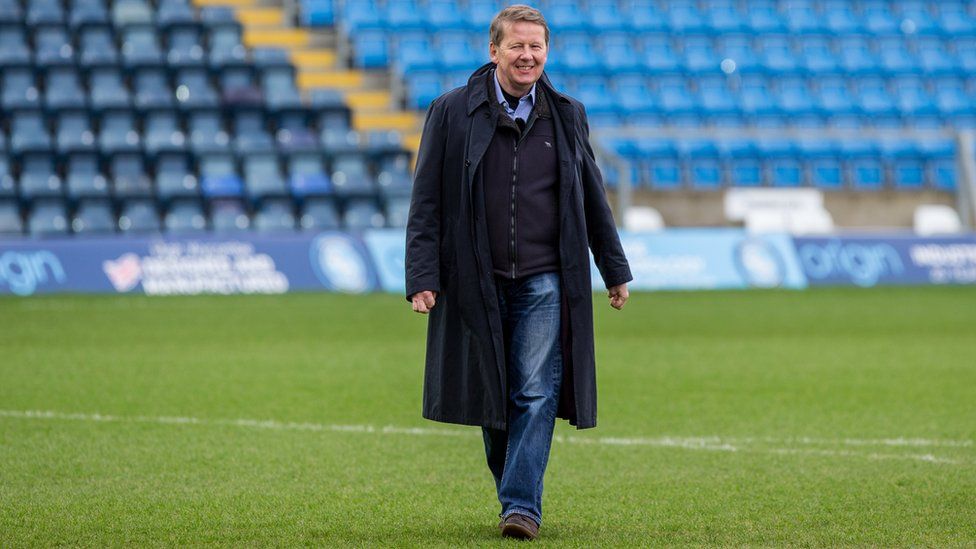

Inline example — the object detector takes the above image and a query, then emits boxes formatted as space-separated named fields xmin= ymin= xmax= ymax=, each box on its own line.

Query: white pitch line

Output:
xmin=0 ymin=409 xmax=971 ymax=466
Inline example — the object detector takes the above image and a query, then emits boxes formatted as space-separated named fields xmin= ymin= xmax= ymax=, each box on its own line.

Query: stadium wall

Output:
xmin=2 ymin=229 xmax=975 ymax=296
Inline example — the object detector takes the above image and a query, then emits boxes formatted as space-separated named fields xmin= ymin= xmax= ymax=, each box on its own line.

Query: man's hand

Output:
xmin=608 ymin=283 xmax=629 ymax=310
xmin=410 ymin=290 xmax=438 ymax=314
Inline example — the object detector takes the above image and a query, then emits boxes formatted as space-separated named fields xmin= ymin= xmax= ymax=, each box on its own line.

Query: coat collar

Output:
xmin=465 ymin=62 xmax=572 ymax=116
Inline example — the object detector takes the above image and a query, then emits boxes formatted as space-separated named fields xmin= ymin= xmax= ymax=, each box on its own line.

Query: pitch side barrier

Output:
xmin=1 ymin=229 xmax=975 ymax=296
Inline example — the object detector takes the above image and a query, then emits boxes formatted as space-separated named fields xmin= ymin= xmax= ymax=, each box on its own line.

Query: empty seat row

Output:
xmin=0 ymin=194 xmax=412 ymax=237
xmin=0 ymin=0 xmax=239 ymax=32
xmin=0 ymin=148 xmax=412 ymax=204
xmin=604 ymin=137 xmax=957 ymax=191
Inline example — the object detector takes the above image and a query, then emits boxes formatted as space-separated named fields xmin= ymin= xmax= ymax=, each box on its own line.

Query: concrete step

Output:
xmin=243 ymin=28 xmax=310 ymax=48
xmin=290 ymin=49 xmax=338 ymax=71
xmin=352 ymin=110 xmax=420 ymax=132
xmin=235 ymin=7 xmax=283 ymax=26
xmin=297 ymin=70 xmax=364 ymax=90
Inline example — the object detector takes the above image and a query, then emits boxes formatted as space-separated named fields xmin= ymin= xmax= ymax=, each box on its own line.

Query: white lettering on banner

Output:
xmin=102 ymin=240 xmax=289 ymax=295
xmin=910 ymin=244 xmax=976 ymax=267
xmin=621 ymin=240 xmax=715 ymax=288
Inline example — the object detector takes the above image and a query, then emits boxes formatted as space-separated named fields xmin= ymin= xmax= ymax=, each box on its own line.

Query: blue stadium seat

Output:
xmin=880 ymin=140 xmax=926 ymax=189
xmin=667 ymin=3 xmax=707 ymax=34
xmin=253 ymin=198 xmax=296 ymax=232
xmin=656 ymin=75 xmax=697 ymax=116
xmin=341 ymin=0 xmax=383 ymax=33
xmin=745 ymin=0 xmax=786 ymax=33
xmin=155 ymin=152 xmax=199 ymax=202
xmin=166 ymin=26 xmax=207 ymax=68
xmin=406 ymin=71 xmax=442 ymax=109
xmin=841 ymin=141 xmax=884 ymax=189
xmin=121 ymin=25 xmax=165 ymax=69
xmin=798 ymin=140 xmax=843 ymax=189
xmin=45 ymin=67 xmax=88 ymax=111
xmin=586 ymin=0 xmax=627 ymax=32
xmin=757 ymin=139 xmax=802 ymax=187
xmin=0 ymin=157 xmax=15 ymax=198
xmin=174 ymin=67 xmax=220 ymax=110
xmin=89 ymin=68 xmax=131 ymax=111
xmin=164 ymin=199 xmax=207 ymax=233
xmin=758 ymin=35 xmax=799 ymax=74
xmin=118 ymin=198 xmax=162 ymax=233
xmin=680 ymin=140 xmax=722 ymax=189
xmin=20 ymin=153 xmax=62 ymax=201
xmin=343 ymin=198 xmax=385 ymax=230
xmin=714 ymin=34 xmax=760 ymax=74
xmin=219 ymin=66 xmax=263 ymax=108
xmin=624 ymin=1 xmax=667 ymax=32
xmin=10 ymin=111 xmax=52 ymax=155
xmin=134 ymin=68 xmax=175 ymax=111
xmin=936 ymin=2 xmax=976 ymax=35
xmin=299 ymin=197 xmax=340 ymax=230
xmin=877 ymin=36 xmax=919 ymax=74
xmin=855 ymin=77 xmax=898 ymax=118
xmin=28 ymin=199 xmax=70 ymax=236
xmin=288 ymin=152 xmax=332 ymax=198
xmin=862 ymin=0 xmax=900 ymax=34
xmin=892 ymin=76 xmax=939 ymax=117
xmin=232 ymin=110 xmax=275 ymax=154
xmin=188 ymin=110 xmax=230 ymax=152
xmin=78 ymin=27 xmax=119 ymax=69
xmin=933 ymin=76 xmax=974 ymax=116
xmin=198 ymin=153 xmax=244 ymax=199
xmin=209 ymin=198 xmax=250 ymax=232
xmin=738 ymin=75 xmax=778 ymax=116
xmin=546 ymin=0 xmax=588 ymax=32
xmin=209 ymin=24 xmax=247 ymax=69
xmin=697 ymin=75 xmax=737 ymax=116
xmin=681 ymin=35 xmax=718 ymax=74
xmin=375 ymin=154 xmax=412 ymax=197
xmin=823 ymin=0 xmax=864 ymax=35
xmin=718 ymin=140 xmax=762 ymax=187
xmin=71 ymin=199 xmax=116 ymax=234
xmin=637 ymin=139 xmax=681 ymax=189
xmin=35 ymin=26 xmax=75 ymax=68
xmin=814 ymin=76 xmax=857 ymax=115
xmin=353 ymin=28 xmax=390 ymax=68
xmin=384 ymin=195 xmax=411 ymax=228
xmin=331 ymin=154 xmax=375 ymax=196
xmin=464 ymin=0 xmax=498 ymax=32
xmin=437 ymin=30 xmax=479 ymax=71
xmin=27 ymin=0 xmax=65 ymax=27
xmin=426 ymin=0 xmax=464 ymax=31
xmin=575 ymin=76 xmax=616 ymax=117
xmin=704 ymin=0 xmax=745 ymax=33
xmin=110 ymin=153 xmax=153 ymax=198
xmin=0 ymin=25 xmax=31 ymax=67
xmin=386 ymin=0 xmax=425 ymax=31
xmin=595 ymin=32 xmax=640 ymax=73
xmin=55 ymin=111 xmax=96 ymax=154
xmin=895 ymin=1 xmax=939 ymax=35
xmin=275 ymin=112 xmax=319 ymax=153
xmin=783 ymin=1 xmax=824 ymax=34
xmin=261 ymin=66 xmax=303 ymax=112
xmin=2 ymin=68 xmax=41 ymax=112
xmin=143 ymin=110 xmax=185 ymax=156
xmin=917 ymin=37 xmax=959 ymax=75
xmin=798 ymin=35 xmax=839 ymax=74
xmin=98 ymin=110 xmax=140 ymax=154
xmin=157 ymin=0 xmax=196 ymax=30
xmin=957 ymin=37 xmax=976 ymax=73
xmin=65 ymin=153 xmax=110 ymax=201
xmin=0 ymin=199 xmax=23 ymax=235
xmin=394 ymin=31 xmax=438 ymax=73
xmin=0 ymin=0 xmax=23 ymax=26
xmin=775 ymin=76 xmax=817 ymax=116
xmin=112 ymin=0 xmax=154 ymax=27
xmin=242 ymin=153 xmax=289 ymax=200
xmin=639 ymin=34 xmax=681 ymax=73
xmin=836 ymin=36 xmax=879 ymax=74
xmin=70 ymin=0 xmax=110 ymax=30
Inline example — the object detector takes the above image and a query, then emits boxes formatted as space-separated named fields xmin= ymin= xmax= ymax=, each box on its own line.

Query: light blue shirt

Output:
xmin=493 ymin=70 xmax=535 ymax=122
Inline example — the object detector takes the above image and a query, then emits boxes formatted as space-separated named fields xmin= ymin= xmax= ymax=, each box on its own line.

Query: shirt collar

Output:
xmin=492 ymin=69 xmax=536 ymax=112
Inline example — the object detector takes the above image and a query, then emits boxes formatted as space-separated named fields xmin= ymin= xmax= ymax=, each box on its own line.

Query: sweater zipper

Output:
xmin=510 ymin=139 xmax=518 ymax=279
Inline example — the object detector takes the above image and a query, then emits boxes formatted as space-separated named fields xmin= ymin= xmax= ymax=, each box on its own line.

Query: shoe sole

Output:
xmin=501 ymin=522 xmax=537 ymax=540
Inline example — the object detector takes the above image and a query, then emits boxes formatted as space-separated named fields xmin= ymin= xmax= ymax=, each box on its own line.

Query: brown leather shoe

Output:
xmin=501 ymin=513 xmax=539 ymax=540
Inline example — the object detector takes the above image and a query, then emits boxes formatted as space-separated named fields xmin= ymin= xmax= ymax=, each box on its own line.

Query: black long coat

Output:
xmin=405 ymin=63 xmax=632 ymax=430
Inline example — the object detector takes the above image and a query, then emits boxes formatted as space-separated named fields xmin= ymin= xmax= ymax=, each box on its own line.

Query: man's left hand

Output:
xmin=608 ymin=283 xmax=629 ymax=310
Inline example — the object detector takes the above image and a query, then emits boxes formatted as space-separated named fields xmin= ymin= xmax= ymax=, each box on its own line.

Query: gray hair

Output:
xmin=489 ymin=4 xmax=550 ymax=46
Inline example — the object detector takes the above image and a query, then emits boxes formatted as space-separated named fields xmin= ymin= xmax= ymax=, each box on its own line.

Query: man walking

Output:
xmin=405 ymin=5 xmax=631 ymax=541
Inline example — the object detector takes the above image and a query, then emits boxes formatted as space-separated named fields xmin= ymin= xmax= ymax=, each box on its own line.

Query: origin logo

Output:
xmin=0 ymin=251 xmax=67 ymax=296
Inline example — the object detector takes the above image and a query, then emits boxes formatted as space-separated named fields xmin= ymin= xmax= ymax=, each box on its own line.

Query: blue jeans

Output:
xmin=482 ymin=272 xmax=562 ymax=527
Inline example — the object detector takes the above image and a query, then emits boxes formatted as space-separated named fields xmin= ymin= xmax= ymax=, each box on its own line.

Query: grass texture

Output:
xmin=1 ymin=287 xmax=975 ymax=547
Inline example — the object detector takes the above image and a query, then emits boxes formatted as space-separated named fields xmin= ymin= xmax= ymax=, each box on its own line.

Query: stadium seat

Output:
xmin=65 ymin=153 xmax=110 ymax=201
xmin=188 ymin=110 xmax=230 ymax=152
xmin=133 ymin=68 xmax=175 ymax=111
xmin=45 ymin=67 xmax=88 ymax=112
xmin=0 ymin=199 xmax=23 ymax=235
xmin=862 ymin=0 xmax=900 ymax=34
xmin=71 ymin=199 xmax=116 ymax=234
xmin=55 ymin=111 xmax=96 ymax=154
xmin=242 ymin=153 xmax=289 ymax=201
xmin=343 ymin=198 xmax=385 ymax=230
xmin=261 ymin=66 xmax=303 ymax=112
xmin=111 ymin=153 xmax=153 ymax=198
xmin=758 ymin=139 xmax=802 ymax=187
xmin=69 ymin=0 xmax=110 ymax=30
xmin=798 ymin=140 xmax=844 ymax=189
xmin=19 ymin=153 xmax=62 ymax=201
xmin=842 ymin=141 xmax=885 ymax=189
xmin=2 ymin=68 xmax=41 ymax=112
xmin=758 ymin=35 xmax=799 ymax=74
xmin=232 ymin=110 xmax=275 ymax=154
xmin=164 ymin=198 xmax=207 ymax=233
xmin=121 ymin=25 xmax=165 ymax=69
xmin=798 ymin=35 xmax=839 ymax=74
xmin=155 ymin=152 xmax=199 ymax=202
xmin=823 ymin=0 xmax=864 ymax=35
xmin=0 ymin=25 xmax=31 ymax=67
xmin=639 ymin=34 xmax=681 ymax=74
xmin=375 ymin=154 xmax=412 ymax=197
xmin=0 ymin=157 xmax=15 ymax=198
xmin=174 ymin=68 xmax=220 ymax=110
xmin=112 ymin=0 xmax=154 ymax=27
xmin=680 ymin=140 xmax=723 ymax=189
xmin=624 ymin=1 xmax=667 ymax=32
xmin=89 ymin=68 xmax=131 ymax=111
xmin=715 ymin=34 xmax=761 ymax=74
xmin=331 ymin=154 xmax=375 ymax=196
xmin=28 ymin=199 xmax=70 ymax=236
xmin=881 ymin=140 xmax=926 ymax=189
xmin=98 ymin=111 xmax=141 ymax=154
xmin=35 ymin=26 xmax=75 ymax=68
xmin=745 ymin=0 xmax=786 ymax=33
xmin=719 ymin=140 xmax=762 ymax=187
xmin=209 ymin=24 xmax=247 ymax=69
xmin=287 ymin=152 xmax=332 ymax=198
xmin=209 ymin=198 xmax=250 ymax=232
xmin=253 ymin=198 xmax=296 ymax=232
xmin=78 ymin=27 xmax=118 ymax=70
xmin=784 ymin=0 xmax=824 ymax=34
xmin=299 ymin=197 xmax=340 ymax=230
xmin=143 ymin=110 xmax=186 ymax=156
xmin=198 ymin=153 xmax=244 ymax=199
xmin=384 ymin=195 xmax=411 ymax=228
xmin=681 ymin=35 xmax=718 ymax=74
xmin=586 ymin=0 xmax=627 ymax=32
xmin=26 ymin=0 xmax=65 ymax=27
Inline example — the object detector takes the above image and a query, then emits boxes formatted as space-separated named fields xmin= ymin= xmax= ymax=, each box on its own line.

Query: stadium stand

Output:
xmin=0 ymin=0 xmax=973 ymax=237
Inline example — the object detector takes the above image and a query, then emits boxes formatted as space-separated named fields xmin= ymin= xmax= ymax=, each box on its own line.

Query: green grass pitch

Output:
xmin=1 ymin=287 xmax=975 ymax=546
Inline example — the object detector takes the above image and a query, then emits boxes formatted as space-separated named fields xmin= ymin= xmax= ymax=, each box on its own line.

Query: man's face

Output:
xmin=489 ymin=21 xmax=548 ymax=97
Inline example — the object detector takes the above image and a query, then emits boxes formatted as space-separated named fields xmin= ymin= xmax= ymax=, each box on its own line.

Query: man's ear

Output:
xmin=489 ymin=42 xmax=498 ymax=64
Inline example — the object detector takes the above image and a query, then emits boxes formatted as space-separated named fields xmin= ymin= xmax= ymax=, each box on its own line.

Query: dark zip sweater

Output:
xmin=482 ymin=75 xmax=560 ymax=279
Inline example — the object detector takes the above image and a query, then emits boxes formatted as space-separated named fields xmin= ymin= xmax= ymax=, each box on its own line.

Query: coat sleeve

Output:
xmin=404 ymin=98 xmax=448 ymax=301
xmin=576 ymin=103 xmax=633 ymax=289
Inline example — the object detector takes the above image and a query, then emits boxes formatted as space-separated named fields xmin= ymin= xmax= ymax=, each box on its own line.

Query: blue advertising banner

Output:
xmin=793 ymin=235 xmax=976 ymax=287
xmin=0 ymin=232 xmax=379 ymax=296
xmin=598 ymin=229 xmax=808 ymax=290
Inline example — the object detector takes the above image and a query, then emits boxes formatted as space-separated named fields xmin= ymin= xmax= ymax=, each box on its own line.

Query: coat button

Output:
xmin=465 ymin=159 xmax=471 ymax=166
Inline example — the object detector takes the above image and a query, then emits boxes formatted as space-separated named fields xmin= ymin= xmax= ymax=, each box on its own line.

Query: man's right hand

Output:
xmin=410 ymin=290 xmax=438 ymax=314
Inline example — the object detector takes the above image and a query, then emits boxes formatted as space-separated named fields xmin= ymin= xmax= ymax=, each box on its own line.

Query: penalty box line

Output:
xmin=0 ymin=409 xmax=971 ymax=466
